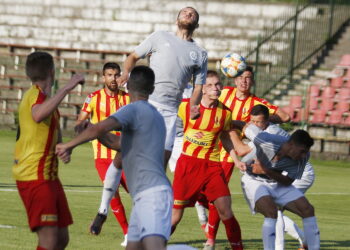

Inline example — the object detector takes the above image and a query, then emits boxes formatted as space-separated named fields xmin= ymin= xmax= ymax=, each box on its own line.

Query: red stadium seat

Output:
xmin=330 ymin=77 xmax=344 ymax=88
xmin=321 ymin=86 xmax=336 ymax=99
xmin=326 ymin=110 xmax=343 ymax=125
xmin=336 ymin=100 xmax=349 ymax=112
xmin=337 ymin=88 xmax=350 ymax=100
xmin=293 ymin=108 xmax=305 ymax=123
xmin=289 ymin=95 xmax=302 ymax=109
xmin=308 ymin=97 xmax=319 ymax=110
xmin=342 ymin=115 xmax=350 ymax=126
xmin=338 ymin=54 xmax=350 ymax=67
xmin=321 ymin=98 xmax=334 ymax=111
xmin=309 ymin=109 xmax=327 ymax=124
xmin=309 ymin=85 xmax=320 ymax=97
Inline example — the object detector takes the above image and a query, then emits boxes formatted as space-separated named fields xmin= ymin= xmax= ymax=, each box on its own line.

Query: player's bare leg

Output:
xmin=284 ymin=197 xmax=320 ymax=250
xmin=213 ymin=196 xmax=243 ymax=250
xmin=37 ymin=226 xmax=68 ymax=250
xmin=171 ymin=208 xmax=185 ymax=234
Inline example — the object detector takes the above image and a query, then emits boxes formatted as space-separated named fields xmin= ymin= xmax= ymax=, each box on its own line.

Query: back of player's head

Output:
xmin=25 ymin=51 xmax=54 ymax=82
xmin=127 ymin=66 xmax=155 ymax=96
xmin=103 ymin=62 xmax=121 ymax=75
xmin=250 ymin=104 xmax=269 ymax=120
xmin=289 ymin=130 xmax=314 ymax=148
xmin=206 ymin=70 xmax=220 ymax=79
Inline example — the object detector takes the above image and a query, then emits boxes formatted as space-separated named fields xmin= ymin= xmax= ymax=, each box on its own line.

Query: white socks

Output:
xmin=275 ymin=211 xmax=285 ymax=250
xmin=303 ymin=216 xmax=320 ymax=250
xmin=284 ymin=214 xmax=305 ymax=246
xmin=98 ymin=162 xmax=122 ymax=215
xmin=195 ymin=202 xmax=208 ymax=225
xmin=263 ymin=218 xmax=277 ymax=250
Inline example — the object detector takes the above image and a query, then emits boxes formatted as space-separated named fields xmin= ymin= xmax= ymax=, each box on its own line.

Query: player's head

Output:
xmin=203 ymin=70 xmax=222 ymax=100
xmin=127 ymin=65 xmax=155 ymax=97
xmin=250 ymin=104 xmax=269 ymax=130
xmin=234 ymin=65 xmax=254 ymax=94
xmin=286 ymin=130 xmax=314 ymax=160
xmin=25 ymin=51 xmax=54 ymax=83
xmin=176 ymin=7 xmax=199 ymax=32
xmin=102 ymin=62 xmax=121 ymax=92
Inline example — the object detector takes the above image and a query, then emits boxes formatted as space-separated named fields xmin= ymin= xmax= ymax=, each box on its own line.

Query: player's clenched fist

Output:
xmin=56 ymin=143 xmax=72 ymax=164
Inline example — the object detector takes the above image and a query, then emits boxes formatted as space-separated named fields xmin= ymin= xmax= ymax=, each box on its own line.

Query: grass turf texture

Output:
xmin=0 ymin=130 xmax=349 ymax=249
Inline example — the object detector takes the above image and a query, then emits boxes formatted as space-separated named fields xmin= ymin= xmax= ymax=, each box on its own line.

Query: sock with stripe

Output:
xmin=110 ymin=195 xmax=128 ymax=235
xmin=263 ymin=217 xmax=277 ymax=250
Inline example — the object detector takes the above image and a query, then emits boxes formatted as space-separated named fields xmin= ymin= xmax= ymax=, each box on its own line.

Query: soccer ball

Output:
xmin=220 ymin=53 xmax=247 ymax=78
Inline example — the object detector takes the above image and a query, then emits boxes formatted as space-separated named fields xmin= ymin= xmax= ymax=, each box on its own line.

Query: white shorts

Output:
xmin=149 ymin=100 xmax=177 ymax=151
xmin=241 ymin=173 xmax=304 ymax=214
xmin=128 ymin=185 xmax=173 ymax=242
xmin=168 ymin=135 xmax=183 ymax=172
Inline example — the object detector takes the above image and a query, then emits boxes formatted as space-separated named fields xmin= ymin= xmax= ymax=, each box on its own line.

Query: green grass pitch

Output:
xmin=0 ymin=130 xmax=349 ymax=249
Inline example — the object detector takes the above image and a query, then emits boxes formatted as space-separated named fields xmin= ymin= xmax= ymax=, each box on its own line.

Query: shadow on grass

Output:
xmin=170 ymin=239 xmax=350 ymax=249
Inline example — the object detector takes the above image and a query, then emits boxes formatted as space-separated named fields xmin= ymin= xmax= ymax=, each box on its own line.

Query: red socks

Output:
xmin=37 ymin=247 xmax=47 ymax=250
xmin=207 ymin=203 xmax=221 ymax=240
xmin=110 ymin=196 xmax=128 ymax=235
xmin=222 ymin=217 xmax=243 ymax=250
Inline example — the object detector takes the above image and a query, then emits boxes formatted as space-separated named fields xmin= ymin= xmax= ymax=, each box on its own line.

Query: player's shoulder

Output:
xmin=218 ymin=100 xmax=232 ymax=112
xmin=222 ymin=86 xmax=236 ymax=94
xmin=87 ymin=88 xmax=103 ymax=98
xmin=250 ymin=94 xmax=271 ymax=104
xmin=181 ymin=98 xmax=191 ymax=104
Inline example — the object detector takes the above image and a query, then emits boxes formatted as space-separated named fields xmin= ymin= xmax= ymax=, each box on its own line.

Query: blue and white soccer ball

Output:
xmin=220 ymin=52 xmax=247 ymax=78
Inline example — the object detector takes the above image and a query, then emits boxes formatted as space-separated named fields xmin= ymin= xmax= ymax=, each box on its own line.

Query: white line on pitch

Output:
xmin=0 ymin=188 xmax=349 ymax=195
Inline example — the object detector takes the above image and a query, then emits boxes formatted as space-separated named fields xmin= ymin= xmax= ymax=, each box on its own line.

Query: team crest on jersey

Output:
xmin=189 ymin=51 xmax=198 ymax=62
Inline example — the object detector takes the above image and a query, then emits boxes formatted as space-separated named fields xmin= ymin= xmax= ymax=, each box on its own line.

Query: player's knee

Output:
xmin=300 ymin=203 xmax=315 ymax=218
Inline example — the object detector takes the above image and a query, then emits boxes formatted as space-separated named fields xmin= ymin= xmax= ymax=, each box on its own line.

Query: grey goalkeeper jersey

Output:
xmin=244 ymin=124 xmax=309 ymax=180
xmin=134 ymin=31 xmax=208 ymax=111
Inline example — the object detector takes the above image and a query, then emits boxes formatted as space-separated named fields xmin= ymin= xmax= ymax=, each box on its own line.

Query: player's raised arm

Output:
xmin=117 ymin=52 xmax=141 ymax=87
xmin=56 ymin=117 xmax=121 ymax=162
xmin=269 ymin=107 xmax=291 ymax=123
xmin=189 ymin=84 xmax=202 ymax=119
xmin=32 ymin=74 xmax=84 ymax=122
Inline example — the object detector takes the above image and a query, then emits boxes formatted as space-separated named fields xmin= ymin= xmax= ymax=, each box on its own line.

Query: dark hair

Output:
xmin=207 ymin=70 xmax=220 ymax=79
xmin=250 ymin=104 xmax=269 ymax=120
xmin=289 ymin=130 xmax=314 ymax=148
xmin=177 ymin=7 xmax=199 ymax=25
xmin=127 ymin=66 xmax=155 ymax=96
xmin=103 ymin=62 xmax=121 ymax=75
xmin=25 ymin=52 xmax=54 ymax=82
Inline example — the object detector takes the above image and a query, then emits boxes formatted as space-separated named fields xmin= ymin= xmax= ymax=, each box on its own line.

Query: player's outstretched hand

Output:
xmin=56 ymin=143 xmax=72 ymax=164
xmin=116 ymin=73 xmax=128 ymax=87
xmin=235 ymin=160 xmax=246 ymax=172
xmin=66 ymin=73 xmax=85 ymax=91
xmin=190 ymin=105 xmax=200 ymax=120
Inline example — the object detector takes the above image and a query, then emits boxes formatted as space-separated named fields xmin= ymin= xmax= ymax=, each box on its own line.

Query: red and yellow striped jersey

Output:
xmin=81 ymin=88 xmax=129 ymax=159
xmin=178 ymin=99 xmax=232 ymax=162
xmin=13 ymin=85 xmax=60 ymax=181
xmin=219 ymin=86 xmax=278 ymax=162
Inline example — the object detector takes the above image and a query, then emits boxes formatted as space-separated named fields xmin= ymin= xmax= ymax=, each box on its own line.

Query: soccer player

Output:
xmin=116 ymin=6 xmax=208 ymax=168
xmin=56 ymin=66 xmax=173 ymax=250
xmin=201 ymin=66 xmax=291 ymax=247
xmin=75 ymin=62 xmax=129 ymax=245
xmin=231 ymin=104 xmax=314 ymax=250
xmin=230 ymin=124 xmax=320 ymax=250
xmin=13 ymin=51 xmax=84 ymax=250
xmin=171 ymin=70 xmax=243 ymax=250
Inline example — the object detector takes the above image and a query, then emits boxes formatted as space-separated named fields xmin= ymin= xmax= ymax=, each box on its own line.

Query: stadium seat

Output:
xmin=321 ymin=98 xmax=334 ymax=111
xmin=321 ymin=86 xmax=336 ymax=99
xmin=292 ymin=108 xmax=305 ymax=123
xmin=326 ymin=110 xmax=343 ymax=125
xmin=289 ymin=95 xmax=302 ymax=109
xmin=309 ymin=109 xmax=327 ymax=124
xmin=330 ymin=76 xmax=344 ymax=88
xmin=342 ymin=115 xmax=350 ymax=126
xmin=309 ymin=84 xmax=320 ymax=97
xmin=338 ymin=54 xmax=350 ymax=67
xmin=337 ymin=88 xmax=350 ymax=100
xmin=308 ymin=97 xmax=319 ymax=110
xmin=336 ymin=100 xmax=349 ymax=112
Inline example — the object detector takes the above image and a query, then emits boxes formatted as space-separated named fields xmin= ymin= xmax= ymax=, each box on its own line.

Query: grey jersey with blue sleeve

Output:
xmin=134 ymin=31 xmax=208 ymax=110
xmin=111 ymin=101 xmax=171 ymax=198
xmin=244 ymin=124 xmax=309 ymax=180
